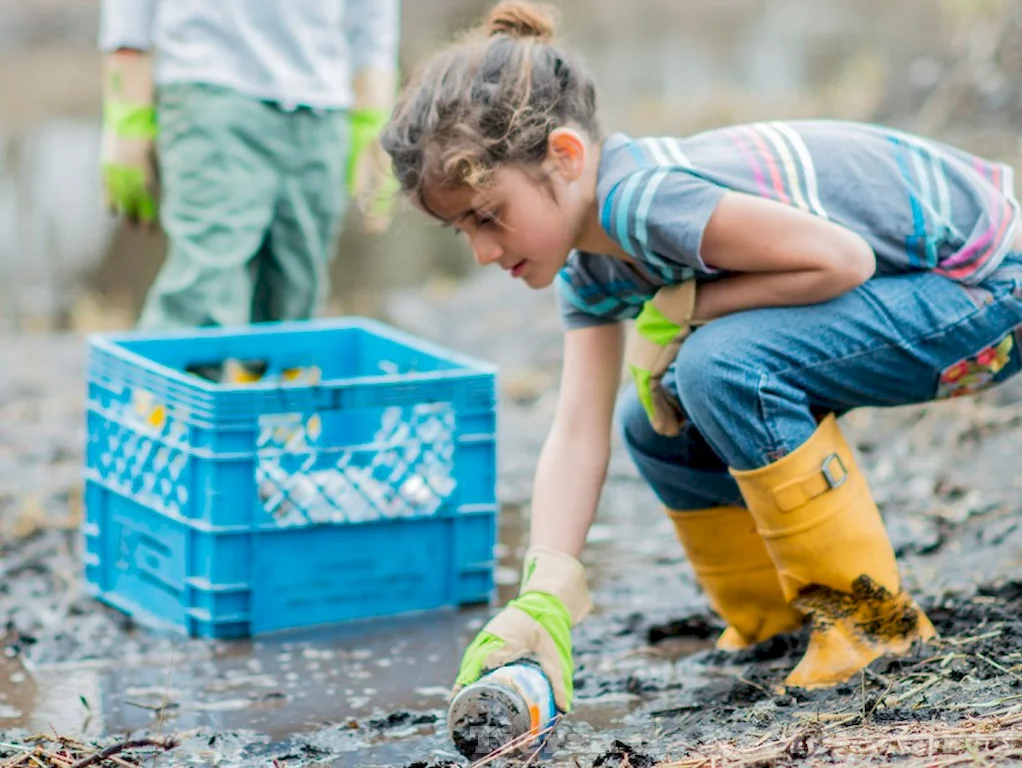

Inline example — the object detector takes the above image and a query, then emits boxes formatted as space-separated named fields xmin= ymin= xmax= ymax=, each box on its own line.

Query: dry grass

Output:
xmin=657 ymin=711 xmax=1022 ymax=767
xmin=0 ymin=735 xmax=177 ymax=768
xmin=463 ymin=715 xmax=564 ymax=767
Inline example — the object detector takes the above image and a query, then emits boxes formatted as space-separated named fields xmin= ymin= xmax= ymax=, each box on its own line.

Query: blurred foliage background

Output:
xmin=0 ymin=0 xmax=1019 ymax=333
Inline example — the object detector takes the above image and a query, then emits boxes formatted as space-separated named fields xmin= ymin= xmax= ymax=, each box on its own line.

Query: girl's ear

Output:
xmin=546 ymin=127 xmax=588 ymax=182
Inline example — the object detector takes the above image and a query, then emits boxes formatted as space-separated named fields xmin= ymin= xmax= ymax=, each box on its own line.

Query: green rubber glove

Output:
xmin=626 ymin=280 xmax=699 ymax=437
xmin=347 ymin=108 xmax=387 ymax=195
xmin=453 ymin=548 xmax=591 ymax=712
xmin=347 ymin=107 xmax=398 ymax=232
xmin=101 ymin=51 xmax=159 ymax=226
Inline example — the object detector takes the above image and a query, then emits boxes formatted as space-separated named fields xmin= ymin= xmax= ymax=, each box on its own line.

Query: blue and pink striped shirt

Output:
xmin=557 ymin=120 xmax=1020 ymax=328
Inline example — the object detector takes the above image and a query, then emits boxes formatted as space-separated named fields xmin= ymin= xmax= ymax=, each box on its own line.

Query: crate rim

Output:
xmin=87 ymin=316 xmax=499 ymax=392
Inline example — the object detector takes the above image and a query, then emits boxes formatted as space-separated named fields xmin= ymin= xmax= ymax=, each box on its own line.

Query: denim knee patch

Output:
xmin=936 ymin=327 xmax=1022 ymax=399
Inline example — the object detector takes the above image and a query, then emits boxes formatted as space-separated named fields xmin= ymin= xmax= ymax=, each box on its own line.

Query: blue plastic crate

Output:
xmin=82 ymin=318 xmax=499 ymax=638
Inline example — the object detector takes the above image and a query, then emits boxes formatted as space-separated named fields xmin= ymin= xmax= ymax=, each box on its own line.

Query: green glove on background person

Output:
xmin=454 ymin=548 xmax=592 ymax=712
xmin=348 ymin=70 xmax=400 ymax=234
xmin=100 ymin=49 xmax=159 ymax=226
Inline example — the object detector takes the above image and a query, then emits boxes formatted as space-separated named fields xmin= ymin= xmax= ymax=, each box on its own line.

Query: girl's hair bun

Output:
xmin=486 ymin=1 xmax=558 ymax=42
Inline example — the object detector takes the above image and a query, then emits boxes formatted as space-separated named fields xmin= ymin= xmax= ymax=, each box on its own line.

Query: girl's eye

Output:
xmin=477 ymin=211 xmax=500 ymax=228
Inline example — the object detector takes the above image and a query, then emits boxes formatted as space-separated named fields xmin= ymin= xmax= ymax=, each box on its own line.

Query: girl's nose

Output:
xmin=471 ymin=232 xmax=503 ymax=266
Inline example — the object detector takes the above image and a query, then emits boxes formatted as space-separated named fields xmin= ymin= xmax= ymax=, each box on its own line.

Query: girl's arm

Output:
xmin=529 ymin=321 xmax=625 ymax=557
xmin=694 ymin=190 xmax=877 ymax=322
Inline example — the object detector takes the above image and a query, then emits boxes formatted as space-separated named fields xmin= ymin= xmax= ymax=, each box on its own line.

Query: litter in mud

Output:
xmin=447 ymin=661 xmax=557 ymax=761
xmin=593 ymin=740 xmax=657 ymax=767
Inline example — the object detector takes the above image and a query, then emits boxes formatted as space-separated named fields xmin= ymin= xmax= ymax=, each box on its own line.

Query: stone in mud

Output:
xmin=646 ymin=614 xmax=721 ymax=644
xmin=700 ymin=675 xmax=771 ymax=708
xmin=592 ymin=739 xmax=657 ymax=767
xmin=368 ymin=711 xmax=438 ymax=730
xmin=704 ymin=626 xmax=808 ymax=666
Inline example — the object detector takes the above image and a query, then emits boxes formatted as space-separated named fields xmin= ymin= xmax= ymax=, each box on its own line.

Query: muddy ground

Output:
xmin=1 ymin=267 xmax=1022 ymax=767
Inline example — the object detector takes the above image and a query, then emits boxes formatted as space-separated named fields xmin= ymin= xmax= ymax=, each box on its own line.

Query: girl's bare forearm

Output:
xmin=528 ymin=425 xmax=610 ymax=558
xmin=693 ymin=269 xmax=863 ymax=322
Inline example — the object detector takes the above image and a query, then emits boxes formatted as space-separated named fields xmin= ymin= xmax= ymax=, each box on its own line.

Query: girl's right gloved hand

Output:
xmin=452 ymin=548 xmax=592 ymax=712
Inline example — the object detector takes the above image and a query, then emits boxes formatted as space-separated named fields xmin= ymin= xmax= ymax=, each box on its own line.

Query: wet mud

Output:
xmin=2 ymin=267 xmax=1022 ymax=766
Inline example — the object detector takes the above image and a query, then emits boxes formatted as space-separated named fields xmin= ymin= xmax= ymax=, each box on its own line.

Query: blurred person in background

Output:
xmin=98 ymin=0 xmax=400 ymax=329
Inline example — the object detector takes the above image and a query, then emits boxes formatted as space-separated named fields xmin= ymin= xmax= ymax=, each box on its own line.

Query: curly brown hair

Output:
xmin=380 ymin=1 xmax=601 ymax=208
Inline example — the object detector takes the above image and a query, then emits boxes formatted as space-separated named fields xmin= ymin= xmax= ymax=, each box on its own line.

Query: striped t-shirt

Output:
xmin=557 ymin=120 xmax=1020 ymax=328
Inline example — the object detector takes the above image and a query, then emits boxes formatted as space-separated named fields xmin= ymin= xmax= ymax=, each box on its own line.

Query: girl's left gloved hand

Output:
xmin=100 ymin=50 xmax=159 ymax=227
xmin=627 ymin=280 xmax=699 ymax=436
xmin=452 ymin=548 xmax=592 ymax=713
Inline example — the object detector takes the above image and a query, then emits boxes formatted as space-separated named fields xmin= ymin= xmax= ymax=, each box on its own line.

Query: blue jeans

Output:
xmin=620 ymin=253 xmax=1022 ymax=511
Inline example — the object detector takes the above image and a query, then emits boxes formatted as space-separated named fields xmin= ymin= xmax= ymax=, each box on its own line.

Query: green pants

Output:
xmin=138 ymin=83 xmax=349 ymax=329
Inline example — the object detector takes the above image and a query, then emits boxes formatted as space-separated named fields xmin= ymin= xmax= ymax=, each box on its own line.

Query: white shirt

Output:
xmin=98 ymin=0 xmax=400 ymax=110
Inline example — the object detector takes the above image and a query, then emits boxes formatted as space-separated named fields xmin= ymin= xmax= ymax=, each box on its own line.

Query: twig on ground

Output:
xmin=974 ymin=653 xmax=1022 ymax=686
xmin=467 ymin=715 xmax=564 ymax=768
xmin=0 ymin=735 xmax=178 ymax=768
xmin=68 ymin=739 xmax=178 ymax=768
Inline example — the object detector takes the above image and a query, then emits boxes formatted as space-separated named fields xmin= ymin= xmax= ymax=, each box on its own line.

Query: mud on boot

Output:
xmin=787 ymin=574 xmax=936 ymax=689
xmin=730 ymin=414 xmax=937 ymax=689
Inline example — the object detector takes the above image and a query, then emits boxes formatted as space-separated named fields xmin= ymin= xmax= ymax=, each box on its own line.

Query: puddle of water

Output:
xmin=14 ymin=609 xmax=486 ymax=743
xmin=0 ymin=649 xmax=106 ymax=738
xmin=0 ymin=497 xmax=711 ymax=767
xmin=0 ymin=505 xmax=529 ymax=743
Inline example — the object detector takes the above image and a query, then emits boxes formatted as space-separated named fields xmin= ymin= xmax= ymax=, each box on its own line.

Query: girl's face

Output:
xmin=420 ymin=130 xmax=596 ymax=290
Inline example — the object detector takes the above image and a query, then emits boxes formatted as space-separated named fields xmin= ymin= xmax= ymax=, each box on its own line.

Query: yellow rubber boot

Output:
xmin=668 ymin=506 xmax=804 ymax=651
xmin=730 ymin=415 xmax=936 ymax=689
